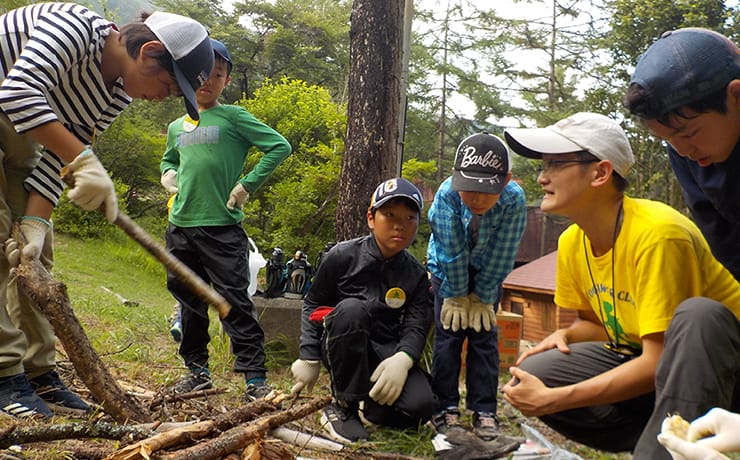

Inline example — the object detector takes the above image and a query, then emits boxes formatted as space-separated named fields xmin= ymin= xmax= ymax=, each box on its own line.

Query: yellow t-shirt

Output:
xmin=556 ymin=196 xmax=740 ymax=350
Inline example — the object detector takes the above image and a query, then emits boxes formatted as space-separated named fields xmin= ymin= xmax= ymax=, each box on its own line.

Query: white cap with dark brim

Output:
xmin=144 ymin=12 xmax=213 ymax=122
xmin=504 ymin=112 xmax=634 ymax=177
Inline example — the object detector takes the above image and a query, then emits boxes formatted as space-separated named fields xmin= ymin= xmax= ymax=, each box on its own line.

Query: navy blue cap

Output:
xmin=210 ymin=39 xmax=232 ymax=73
xmin=370 ymin=178 xmax=423 ymax=213
xmin=629 ymin=28 xmax=740 ymax=117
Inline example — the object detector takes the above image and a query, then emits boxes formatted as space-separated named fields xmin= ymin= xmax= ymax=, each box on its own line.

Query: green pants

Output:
xmin=0 ymin=114 xmax=55 ymax=379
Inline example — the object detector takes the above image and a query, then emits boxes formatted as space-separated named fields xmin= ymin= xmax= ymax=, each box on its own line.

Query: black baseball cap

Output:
xmin=451 ymin=132 xmax=510 ymax=194
xmin=370 ymin=178 xmax=423 ymax=213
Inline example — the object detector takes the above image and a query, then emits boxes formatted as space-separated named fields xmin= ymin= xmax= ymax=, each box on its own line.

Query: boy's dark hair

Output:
xmin=119 ymin=15 xmax=174 ymax=76
xmin=624 ymin=83 xmax=730 ymax=126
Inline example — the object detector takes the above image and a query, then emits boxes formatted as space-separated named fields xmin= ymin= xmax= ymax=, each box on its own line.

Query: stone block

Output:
xmin=253 ymin=296 xmax=303 ymax=364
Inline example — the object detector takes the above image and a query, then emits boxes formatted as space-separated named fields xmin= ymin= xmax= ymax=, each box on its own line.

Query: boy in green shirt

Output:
xmin=160 ymin=39 xmax=291 ymax=400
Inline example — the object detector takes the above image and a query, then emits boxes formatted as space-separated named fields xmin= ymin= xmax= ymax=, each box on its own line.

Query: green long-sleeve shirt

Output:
xmin=161 ymin=104 xmax=291 ymax=227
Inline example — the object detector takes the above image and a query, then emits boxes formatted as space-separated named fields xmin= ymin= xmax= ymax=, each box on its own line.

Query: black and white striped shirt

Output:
xmin=0 ymin=2 xmax=132 ymax=204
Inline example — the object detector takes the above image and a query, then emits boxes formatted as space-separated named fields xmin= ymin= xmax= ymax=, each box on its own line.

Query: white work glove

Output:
xmin=658 ymin=409 xmax=740 ymax=460
xmin=160 ymin=169 xmax=178 ymax=193
xmin=4 ymin=217 xmax=52 ymax=267
xmin=468 ymin=293 xmax=497 ymax=332
xmin=369 ymin=351 xmax=413 ymax=406
xmin=440 ymin=296 xmax=470 ymax=332
xmin=226 ymin=183 xmax=249 ymax=210
xmin=66 ymin=149 xmax=118 ymax=223
xmin=290 ymin=359 xmax=321 ymax=397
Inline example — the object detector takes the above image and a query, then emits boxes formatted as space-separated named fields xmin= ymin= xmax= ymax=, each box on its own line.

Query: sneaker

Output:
xmin=170 ymin=371 xmax=212 ymax=394
xmin=245 ymin=382 xmax=275 ymax=402
xmin=320 ymin=401 xmax=369 ymax=444
xmin=430 ymin=407 xmax=463 ymax=434
xmin=0 ymin=374 xmax=52 ymax=418
xmin=472 ymin=411 xmax=499 ymax=440
xmin=169 ymin=304 xmax=182 ymax=343
xmin=29 ymin=370 xmax=90 ymax=412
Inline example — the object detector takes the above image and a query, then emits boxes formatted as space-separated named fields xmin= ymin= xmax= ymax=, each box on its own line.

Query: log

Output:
xmin=12 ymin=223 xmax=152 ymax=424
xmin=156 ymin=395 xmax=332 ymax=460
xmin=0 ymin=422 xmax=156 ymax=449
xmin=149 ymin=387 xmax=228 ymax=410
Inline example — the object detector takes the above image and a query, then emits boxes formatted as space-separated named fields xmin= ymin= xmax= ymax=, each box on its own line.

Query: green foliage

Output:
xmin=53 ymin=179 xmax=130 ymax=239
xmin=237 ymin=77 xmax=346 ymax=256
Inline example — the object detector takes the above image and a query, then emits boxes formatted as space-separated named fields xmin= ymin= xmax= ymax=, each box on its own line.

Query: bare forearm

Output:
xmin=26 ymin=122 xmax=86 ymax=163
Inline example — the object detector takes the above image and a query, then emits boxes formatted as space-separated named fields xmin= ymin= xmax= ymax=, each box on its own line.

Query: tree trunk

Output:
xmin=337 ymin=0 xmax=404 ymax=240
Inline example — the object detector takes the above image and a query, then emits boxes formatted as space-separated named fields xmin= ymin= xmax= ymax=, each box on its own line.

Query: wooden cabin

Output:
xmin=501 ymin=250 xmax=577 ymax=343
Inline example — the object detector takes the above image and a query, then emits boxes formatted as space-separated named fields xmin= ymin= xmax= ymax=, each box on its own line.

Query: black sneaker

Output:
xmin=0 ymin=373 xmax=52 ymax=418
xmin=29 ymin=370 xmax=90 ymax=412
xmin=169 ymin=303 xmax=182 ymax=343
xmin=472 ymin=411 xmax=499 ymax=440
xmin=430 ymin=407 xmax=463 ymax=434
xmin=245 ymin=382 xmax=275 ymax=402
xmin=320 ymin=401 xmax=369 ymax=444
xmin=170 ymin=371 xmax=212 ymax=394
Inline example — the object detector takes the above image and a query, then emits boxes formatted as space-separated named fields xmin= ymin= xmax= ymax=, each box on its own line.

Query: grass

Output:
xmin=14 ymin=230 xmax=634 ymax=459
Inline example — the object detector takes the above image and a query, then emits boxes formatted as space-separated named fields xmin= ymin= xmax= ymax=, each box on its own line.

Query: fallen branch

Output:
xmin=12 ymin=224 xmax=151 ymax=424
xmin=104 ymin=399 xmax=281 ymax=460
xmin=156 ymin=394 xmax=331 ymax=460
xmin=149 ymin=388 xmax=228 ymax=410
xmin=0 ymin=422 xmax=155 ymax=449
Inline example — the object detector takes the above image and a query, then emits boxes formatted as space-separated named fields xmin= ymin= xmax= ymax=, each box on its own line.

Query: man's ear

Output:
xmin=591 ymin=160 xmax=614 ymax=187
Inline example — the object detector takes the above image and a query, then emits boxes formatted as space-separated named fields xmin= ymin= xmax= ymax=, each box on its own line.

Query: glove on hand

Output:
xmin=468 ymin=293 xmax=497 ymax=332
xmin=226 ymin=183 xmax=249 ymax=210
xmin=160 ymin=169 xmax=178 ymax=194
xmin=290 ymin=359 xmax=320 ymax=397
xmin=441 ymin=296 xmax=470 ymax=332
xmin=5 ymin=217 xmax=52 ymax=267
xmin=657 ymin=409 xmax=740 ymax=460
xmin=369 ymin=351 xmax=413 ymax=406
xmin=689 ymin=408 xmax=740 ymax=452
xmin=66 ymin=149 xmax=118 ymax=223
xmin=658 ymin=433 xmax=729 ymax=460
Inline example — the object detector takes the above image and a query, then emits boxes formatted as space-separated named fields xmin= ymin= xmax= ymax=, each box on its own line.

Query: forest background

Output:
xmin=1 ymin=0 xmax=739 ymax=263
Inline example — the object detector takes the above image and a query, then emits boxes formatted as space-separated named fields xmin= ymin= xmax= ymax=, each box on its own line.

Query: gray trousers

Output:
xmin=518 ymin=342 xmax=654 ymax=452
xmin=633 ymin=298 xmax=740 ymax=459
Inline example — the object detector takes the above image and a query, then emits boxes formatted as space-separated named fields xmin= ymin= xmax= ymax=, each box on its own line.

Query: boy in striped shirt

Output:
xmin=0 ymin=2 xmax=213 ymax=418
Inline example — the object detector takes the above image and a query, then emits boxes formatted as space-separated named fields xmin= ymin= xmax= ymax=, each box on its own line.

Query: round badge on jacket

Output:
xmin=385 ymin=287 xmax=406 ymax=309
xmin=183 ymin=115 xmax=199 ymax=132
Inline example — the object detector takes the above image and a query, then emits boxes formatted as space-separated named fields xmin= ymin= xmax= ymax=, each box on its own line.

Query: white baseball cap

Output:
xmin=504 ymin=112 xmax=635 ymax=177
xmin=144 ymin=12 xmax=214 ymax=121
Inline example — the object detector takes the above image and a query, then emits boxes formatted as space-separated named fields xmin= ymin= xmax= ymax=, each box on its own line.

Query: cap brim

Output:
xmin=173 ymin=64 xmax=200 ymax=122
xmin=451 ymin=171 xmax=506 ymax=194
xmin=371 ymin=195 xmax=422 ymax=213
xmin=504 ymin=128 xmax=583 ymax=159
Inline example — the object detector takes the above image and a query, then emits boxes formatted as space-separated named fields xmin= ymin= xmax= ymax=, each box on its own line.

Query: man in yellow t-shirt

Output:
xmin=500 ymin=112 xmax=740 ymax=459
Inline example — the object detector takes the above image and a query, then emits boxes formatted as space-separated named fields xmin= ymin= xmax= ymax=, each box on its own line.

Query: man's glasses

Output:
xmin=538 ymin=159 xmax=599 ymax=174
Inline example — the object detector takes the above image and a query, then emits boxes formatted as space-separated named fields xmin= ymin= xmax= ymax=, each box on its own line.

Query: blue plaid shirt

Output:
xmin=426 ymin=177 xmax=527 ymax=304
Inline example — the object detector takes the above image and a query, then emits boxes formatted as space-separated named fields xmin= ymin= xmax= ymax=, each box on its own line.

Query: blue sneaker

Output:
xmin=170 ymin=303 xmax=182 ymax=343
xmin=29 ymin=370 xmax=90 ymax=412
xmin=0 ymin=373 xmax=52 ymax=418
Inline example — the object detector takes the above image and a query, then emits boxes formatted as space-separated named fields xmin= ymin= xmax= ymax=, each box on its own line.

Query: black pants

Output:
xmin=518 ymin=342 xmax=654 ymax=452
xmin=633 ymin=298 xmax=740 ymax=459
xmin=166 ymin=224 xmax=266 ymax=381
xmin=322 ymin=297 xmax=436 ymax=428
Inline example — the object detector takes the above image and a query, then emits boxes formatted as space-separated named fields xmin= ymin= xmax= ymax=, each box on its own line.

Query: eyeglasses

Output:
xmin=538 ymin=159 xmax=599 ymax=174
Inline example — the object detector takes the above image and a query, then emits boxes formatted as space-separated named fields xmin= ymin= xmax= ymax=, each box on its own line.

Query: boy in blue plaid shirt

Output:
xmin=426 ymin=132 xmax=526 ymax=439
